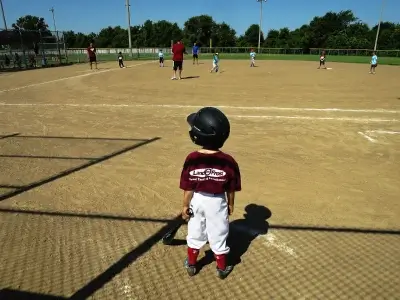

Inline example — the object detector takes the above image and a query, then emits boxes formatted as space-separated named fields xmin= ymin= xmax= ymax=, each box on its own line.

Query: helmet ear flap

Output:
xmin=189 ymin=129 xmax=203 ymax=146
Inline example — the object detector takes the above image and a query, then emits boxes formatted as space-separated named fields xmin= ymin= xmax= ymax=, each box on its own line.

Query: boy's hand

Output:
xmin=182 ymin=206 xmax=191 ymax=220
xmin=228 ymin=205 xmax=234 ymax=215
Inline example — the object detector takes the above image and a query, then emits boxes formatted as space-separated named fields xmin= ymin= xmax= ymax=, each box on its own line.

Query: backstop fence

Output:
xmin=0 ymin=28 xmax=67 ymax=70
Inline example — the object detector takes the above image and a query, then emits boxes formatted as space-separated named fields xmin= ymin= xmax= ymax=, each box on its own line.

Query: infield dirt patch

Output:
xmin=1 ymin=59 xmax=399 ymax=299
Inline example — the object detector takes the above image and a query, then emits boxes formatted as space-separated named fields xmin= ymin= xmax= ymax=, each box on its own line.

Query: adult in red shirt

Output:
xmin=171 ymin=40 xmax=187 ymax=80
xmin=87 ymin=42 xmax=98 ymax=70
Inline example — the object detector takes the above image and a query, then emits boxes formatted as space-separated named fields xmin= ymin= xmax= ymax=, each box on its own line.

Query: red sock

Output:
xmin=214 ymin=253 xmax=226 ymax=270
xmin=187 ymin=247 xmax=199 ymax=265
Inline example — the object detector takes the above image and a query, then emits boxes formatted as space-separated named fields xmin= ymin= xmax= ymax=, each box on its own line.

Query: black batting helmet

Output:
xmin=186 ymin=107 xmax=230 ymax=149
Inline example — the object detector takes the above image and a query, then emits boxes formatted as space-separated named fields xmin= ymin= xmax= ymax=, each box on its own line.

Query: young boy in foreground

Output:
xmin=179 ymin=107 xmax=241 ymax=280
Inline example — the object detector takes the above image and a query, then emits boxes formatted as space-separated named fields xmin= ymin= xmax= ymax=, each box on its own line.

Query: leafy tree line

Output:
xmin=0 ymin=15 xmax=57 ymax=50
xmin=2 ymin=10 xmax=400 ymax=50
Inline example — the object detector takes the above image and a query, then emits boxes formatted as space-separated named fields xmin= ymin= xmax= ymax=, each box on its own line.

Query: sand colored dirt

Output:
xmin=0 ymin=59 xmax=399 ymax=299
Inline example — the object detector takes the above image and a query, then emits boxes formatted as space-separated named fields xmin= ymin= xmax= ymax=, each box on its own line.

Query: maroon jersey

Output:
xmin=87 ymin=46 xmax=96 ymax=58
xmin=180 ymin=151 xmax=241 ymax=194
xmin=172 ymin=42 xmax=185 ymax=61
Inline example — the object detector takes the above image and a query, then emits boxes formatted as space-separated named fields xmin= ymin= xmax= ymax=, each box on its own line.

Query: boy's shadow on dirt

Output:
xmin=197 ymin=204 xmax=271 ymax=270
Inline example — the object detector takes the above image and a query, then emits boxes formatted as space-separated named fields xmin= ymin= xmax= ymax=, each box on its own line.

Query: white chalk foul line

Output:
xmin=358 ymin=132 xmax=378 ymax=143
xmin=233 ymin=115 xmax=399 ymax=123
xmin=0 ymin=102 xmax=399 ymax=114
xmin=1 ymin=103 xmax=398 ymax=123
xmin=127 ymin=104 xmax=399 ymax=114
xmin=366 ymin=130 xmax=400 ymax=135
xmin=0 ymin=61 xmax=155 ymax=93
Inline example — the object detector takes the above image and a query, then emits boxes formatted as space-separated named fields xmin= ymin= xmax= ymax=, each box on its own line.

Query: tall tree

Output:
xmin=213 ymin=22 xmax=237 ymax=47
xmin=12 ymin=15 xmax=49 ymax=32
xmin=306 ymin=10 xmax=357 ymax=48
xmin=243 ymin=24 xmax=263 ymax=47
xmin=264 ymin=29 xmax=279 ymax=47
xmin=152 ymin=20 xmax=182 ymax=47
xmin=9 ymin=15 xmax=52 ymax=48
xmin=97 ymin=26 xmax=127 ymax=48
xmin=183 ymin=15 xmax=216 ymax=46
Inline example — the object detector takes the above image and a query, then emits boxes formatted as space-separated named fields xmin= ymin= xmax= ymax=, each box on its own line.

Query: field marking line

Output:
xmin=366 ymin=130 xmax=400 ymax=135
xmin=0 ymin=103 xmax=398 ymax=123
xmin=260 ymin=233 xmax=297 ymax=258
xmin=358 ymin=132 xmax=378 ymax=143
xmin=230 ymin=223 xmax=297 ymax=258
xmin=0 ymin=61 xmax=155 ymax=94
xmin=0 ymin=102 xmax=399 ymax=114
xmin=232 ymin=115 xmax=399 ymax=123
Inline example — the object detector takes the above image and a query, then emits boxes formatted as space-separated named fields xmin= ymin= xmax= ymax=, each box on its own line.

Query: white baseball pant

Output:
xmin=187 ymin=192 xmax=230 ymax=255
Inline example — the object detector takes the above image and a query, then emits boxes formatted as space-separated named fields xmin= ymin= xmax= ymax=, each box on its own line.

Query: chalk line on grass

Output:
xmin=358 ymin=132 xmax=378 ymax=143
xmin=0 ymin=61 xmax=155 ymax=93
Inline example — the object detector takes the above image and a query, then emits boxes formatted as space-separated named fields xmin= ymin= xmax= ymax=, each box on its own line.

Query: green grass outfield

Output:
xmin=65 ymin=52 xmax=400 ymax=66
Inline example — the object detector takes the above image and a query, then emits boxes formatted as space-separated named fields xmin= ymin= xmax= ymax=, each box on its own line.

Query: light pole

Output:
xmin=125 ymin=0 xmax=133 ymax=58
xmin=373 ymin=0 xmax=385 ymax=52
xmin=49 ymin=7 xmax=61 ymax=61
xmin=257 ymin=0 xmax=267 ymax=53
xmin=1 ymin=0 xmax=12 ymax=58
xmin=0 ymin=0 xmax=7 ymax=30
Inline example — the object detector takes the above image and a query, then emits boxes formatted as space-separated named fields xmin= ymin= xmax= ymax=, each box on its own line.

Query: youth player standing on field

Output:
xmin=318 ymin=50 xmax=327 ymax=69
xmin=118 ymin=52 xmax=125 ymax=68
xmin=192 ymin=42 xmax=199 ymax=65
xmin=250 ymin=49 xmax=256 ymax=67
xmin=210 ymin=52 xmax=219 ymax=73
xmin=158 ymin=49 xmax=164 ymax=67
xmin=369 ymin=52 xmax=378 ymax=74
xmin=171 ymin=40 xmax=187 ymax=80
xmin=180 ymin=107 xmax=241 ymax=279
xmin=87 ymin=42 xmax=98 ymax=70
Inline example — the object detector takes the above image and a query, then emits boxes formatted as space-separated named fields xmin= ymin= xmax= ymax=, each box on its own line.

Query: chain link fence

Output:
xmin=198 ymin=47 xmax=400 ymax=57
xmin=0 ymin=28 xmax=68 ymax=71
xmin=63 ymin=47 xmax=400 ymax=64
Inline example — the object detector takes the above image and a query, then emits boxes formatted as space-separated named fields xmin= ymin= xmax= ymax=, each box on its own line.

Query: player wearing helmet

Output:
xmin=179 ymin=107 xmax=242 ymax=279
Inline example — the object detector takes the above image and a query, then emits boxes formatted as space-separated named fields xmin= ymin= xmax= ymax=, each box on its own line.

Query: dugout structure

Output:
xmin=0 ymin=28 xmax=68 ymax=71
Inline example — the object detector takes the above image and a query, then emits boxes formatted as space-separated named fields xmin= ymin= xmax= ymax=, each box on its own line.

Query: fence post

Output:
xmin=62 ymin=32 xmax=68 ymax=63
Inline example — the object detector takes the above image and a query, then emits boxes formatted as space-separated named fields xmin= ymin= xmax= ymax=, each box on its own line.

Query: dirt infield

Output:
xmin=1 ymin=59 xmax=399 ymax=299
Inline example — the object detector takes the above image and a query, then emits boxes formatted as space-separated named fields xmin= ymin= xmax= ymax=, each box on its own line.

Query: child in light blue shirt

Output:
xmin=250 ymin=49 xmax=256 ymax=67
xmin=210 ymin=52 xmax=219 ymax=73
xmin=369 ymin=52 xmax=378 ymax=74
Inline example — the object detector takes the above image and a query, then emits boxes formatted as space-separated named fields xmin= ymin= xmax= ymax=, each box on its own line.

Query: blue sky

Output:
xmin=2 ymin=0 xmax=399 ymax=35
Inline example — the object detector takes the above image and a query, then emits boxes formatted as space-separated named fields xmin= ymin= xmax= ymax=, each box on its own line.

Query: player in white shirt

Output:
xmin=158 ymin=50 xmax=164 ymax=67
xmin=250 ymin=49 xmax=256 ymax=67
